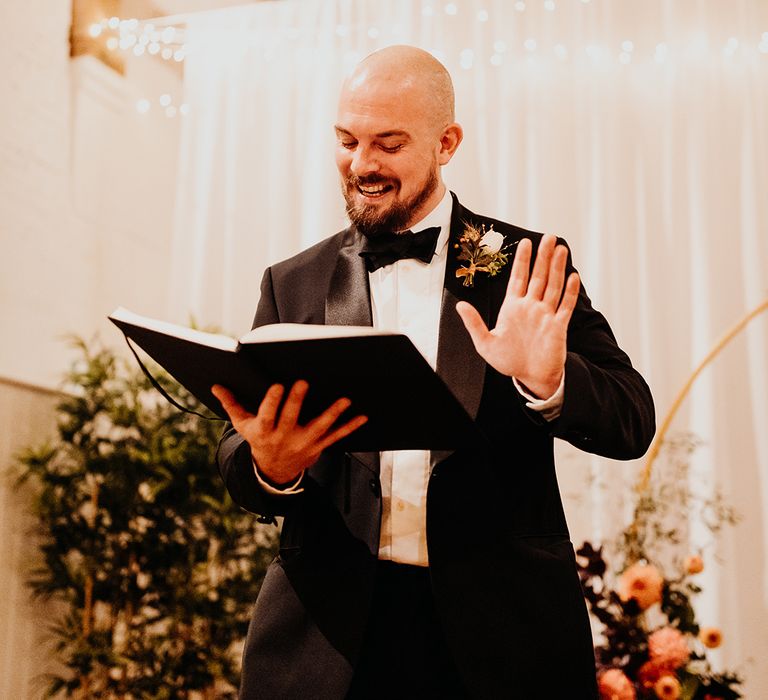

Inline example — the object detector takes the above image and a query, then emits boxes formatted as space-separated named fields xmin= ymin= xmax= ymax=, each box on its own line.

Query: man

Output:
xmin=213 ymin=46 xmax=654 ymax=699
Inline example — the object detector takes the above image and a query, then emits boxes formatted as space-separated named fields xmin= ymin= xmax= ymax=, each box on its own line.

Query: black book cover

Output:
xmin=109 ymin=308 xmax=477 ymax=451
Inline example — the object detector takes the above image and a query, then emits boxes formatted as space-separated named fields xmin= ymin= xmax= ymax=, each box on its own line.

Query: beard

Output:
xmin=342 ymin=165 xmax=439 ymax=238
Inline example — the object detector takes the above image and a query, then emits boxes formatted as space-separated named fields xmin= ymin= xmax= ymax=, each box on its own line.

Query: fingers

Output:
xmin=510 ymin=234 xmax=570 ymax=311
xmin=456 ymin=300 xmax=491 ymax=352
xmin=276 ymin=380 xmax=309 ymax=431
xmin=556 ymin=272 xmax=581 ymax=322
xmin=542 ymin=244 xmax=569 ymax=309
xmin=254 ymin=383 xmax=285 ymax=431
xmin=211 ymin=384 xmax=253 ymax=426
xmin=316 ymin=414 xmax=369 ymax=452
xmin=506 ymin=238 xmax=532 ymax=297
xmin=304 ymin=396 xmax=352 ymax=440
xmin=526 ymin=234 xmax=557 ymax=300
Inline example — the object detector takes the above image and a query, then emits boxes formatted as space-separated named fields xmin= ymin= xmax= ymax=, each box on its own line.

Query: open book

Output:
xmin=109 ymin=307 xmax=476 ymax=451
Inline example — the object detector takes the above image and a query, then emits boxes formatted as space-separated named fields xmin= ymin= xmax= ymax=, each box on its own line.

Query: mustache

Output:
xmin=345 ymin=173 xmax=399 ymax=189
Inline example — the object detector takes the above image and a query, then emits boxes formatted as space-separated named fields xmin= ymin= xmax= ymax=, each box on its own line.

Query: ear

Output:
xmin=437 ymin=123 xmax=463 ymax=165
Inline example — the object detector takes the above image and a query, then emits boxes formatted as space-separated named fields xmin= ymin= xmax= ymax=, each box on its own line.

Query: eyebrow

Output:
xmin=334 ymin=126 xmax=411 ymax=139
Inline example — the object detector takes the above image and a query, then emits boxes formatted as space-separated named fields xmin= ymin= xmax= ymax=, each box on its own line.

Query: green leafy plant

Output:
xmin=15 ymin=337 xmax=277 ymax=698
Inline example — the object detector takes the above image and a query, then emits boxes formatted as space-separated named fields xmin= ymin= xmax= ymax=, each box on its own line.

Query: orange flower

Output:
xmin=648 ymin=627 xmax=690 ymax=669
xmin=684 ymin=554 xmax=704 ymax=574
xmin=654 ymin=674 xmax=681 ymax=699
xmin=637 ymin=660 xmax=665 ymax=689
xmin=699 ymin=626 xmax=723 ymax=648
xmin=618 ymin=562 xmax=664 ymax=610
xmin=598 ymin=669 xmax=636 ymax=700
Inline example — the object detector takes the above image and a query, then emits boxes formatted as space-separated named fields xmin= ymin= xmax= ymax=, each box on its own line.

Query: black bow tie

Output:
xmin=359 ymin=226 xmax=442 ymax=272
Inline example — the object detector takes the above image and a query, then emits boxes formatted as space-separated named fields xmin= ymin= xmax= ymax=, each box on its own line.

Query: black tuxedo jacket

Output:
xmin=217 ymin=194 xmax=655 ymax=699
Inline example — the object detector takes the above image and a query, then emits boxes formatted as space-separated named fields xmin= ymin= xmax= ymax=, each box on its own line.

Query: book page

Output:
xmin=240 ymin=323 xmax=395 ymax=343
xmin=109 ymin=307 xmax=238 ymax=352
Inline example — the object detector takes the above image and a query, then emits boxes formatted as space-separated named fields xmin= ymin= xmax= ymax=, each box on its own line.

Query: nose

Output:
xmin=350 ymin=144 xmax=380 ymax=177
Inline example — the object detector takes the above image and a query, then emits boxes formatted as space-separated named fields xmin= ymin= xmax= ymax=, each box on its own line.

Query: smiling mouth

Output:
xmin=357 ymin=183 xmax=394 ymax=198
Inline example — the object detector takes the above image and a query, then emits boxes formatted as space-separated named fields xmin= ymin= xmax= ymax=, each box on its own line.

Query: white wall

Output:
xmin=0 ymin=1 xmax=182 ymax=391
xmin=0 ymin=1 xmax=183 ymax=693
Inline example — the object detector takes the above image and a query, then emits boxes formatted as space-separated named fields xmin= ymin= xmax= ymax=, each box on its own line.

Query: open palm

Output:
xmin=456 ymin=234 xmax=580 ymax=399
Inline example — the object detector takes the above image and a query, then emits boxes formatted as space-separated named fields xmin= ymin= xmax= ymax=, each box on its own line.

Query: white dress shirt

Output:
xmin=254 ymin=188 xmax=564 ymax=567
xmin=368 ymin=189 xmax=453 ymax=565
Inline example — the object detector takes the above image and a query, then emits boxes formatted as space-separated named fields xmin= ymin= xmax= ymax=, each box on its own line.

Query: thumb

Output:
xmin=211 ymin=384 xmax=252 ymax=426
xmin=456 ymin=301 xmax=490 ymax=352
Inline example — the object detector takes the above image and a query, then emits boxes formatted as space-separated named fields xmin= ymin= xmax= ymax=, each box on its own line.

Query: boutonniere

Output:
xmin=454 ymin=222 xmax=512 ymax=287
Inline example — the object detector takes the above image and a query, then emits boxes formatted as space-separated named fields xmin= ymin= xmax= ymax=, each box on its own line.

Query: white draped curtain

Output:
xmin=168 ymin=0 xmax=768 ymax=693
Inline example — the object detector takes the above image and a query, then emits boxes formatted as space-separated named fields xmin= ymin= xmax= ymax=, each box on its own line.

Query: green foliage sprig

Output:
xmin=16 ymin=337 xmax=277 ymax=698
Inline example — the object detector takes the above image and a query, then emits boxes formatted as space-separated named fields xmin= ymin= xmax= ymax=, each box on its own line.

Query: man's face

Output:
xmin=335 ymin=78 xmax=444 ymax=237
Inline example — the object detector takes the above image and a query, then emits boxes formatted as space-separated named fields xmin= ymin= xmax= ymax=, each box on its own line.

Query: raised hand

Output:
xmin=211 ymin=381 xmax=368 ymax=486
xmin=456 ymin=233 xmax=580 ymax=399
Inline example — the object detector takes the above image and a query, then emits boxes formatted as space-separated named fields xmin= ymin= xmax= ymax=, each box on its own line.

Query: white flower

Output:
xmin=480 ymin=227 xmax=504 ymax=254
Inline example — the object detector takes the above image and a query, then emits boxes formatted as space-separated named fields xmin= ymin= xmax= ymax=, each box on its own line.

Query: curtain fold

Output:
xmin=169 ymin=1 xmax=768 ymax=692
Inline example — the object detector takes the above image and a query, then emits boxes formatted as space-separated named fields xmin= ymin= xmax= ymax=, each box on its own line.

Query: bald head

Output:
xmin=341 ymin=45 xmax=455 ymax=128
xmin=334 ymin=45 xmax=462 ymax=236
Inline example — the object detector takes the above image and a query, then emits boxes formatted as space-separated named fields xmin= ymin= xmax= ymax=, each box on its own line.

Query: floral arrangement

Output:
xmin=578 ymin=545 xmax=741 ymax=700
xmin=575 ymin=437 xmax=743 ymax=700
xmin=578 ymin=299 xmax=768 ymax=700
xmin=454 ymin=221 xmax=511 ymax=287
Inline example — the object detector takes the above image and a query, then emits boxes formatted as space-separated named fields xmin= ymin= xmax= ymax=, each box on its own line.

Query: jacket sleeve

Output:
xmin=514 ymin=243 xmax=656 ymax=461
xmin=553 ymin=279 xmax=655 ymax=460
xmin=216 ymin=267 xmax=305 ymax=521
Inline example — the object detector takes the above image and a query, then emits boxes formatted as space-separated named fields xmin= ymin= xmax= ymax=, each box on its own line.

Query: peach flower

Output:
xmin=654 ymin=674 xmax=681 ymax=699
xmin=598 ymin=668 xmax=636 ymax=700
xmin=684 ymin=554 xmax=704 ymax=574
xmin=618 ymin=562 xmax=664 ymax=610
xmin=699 ymin=626 xmax=723 ymax=648
xmin=648 ymin=627 xmax=690 ymax=669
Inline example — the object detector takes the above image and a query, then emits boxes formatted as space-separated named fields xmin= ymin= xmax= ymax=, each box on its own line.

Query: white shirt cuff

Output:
xmin=512 ymin=371 xmax=565 ymax=422
xmin=252 ymin=458 xmax=305 ymax=495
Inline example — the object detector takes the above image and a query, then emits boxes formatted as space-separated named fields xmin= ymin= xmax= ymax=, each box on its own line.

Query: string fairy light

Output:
xmin=134 ymin=92 xmax=189 ymax=119
xmin=89 ymin=15 xmax=187 ymax=65
xmin=94 ymin=9 xmax=767 ymax=71
xmin=90 ymin=4 xmax=765 ymax=119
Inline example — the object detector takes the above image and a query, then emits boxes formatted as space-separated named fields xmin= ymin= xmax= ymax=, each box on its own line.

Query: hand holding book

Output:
xmin=211 ymin=381 xmax=368 ymax=486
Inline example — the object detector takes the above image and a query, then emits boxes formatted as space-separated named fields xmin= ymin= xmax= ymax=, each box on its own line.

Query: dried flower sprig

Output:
xmin=454 ymin=221 xmax=512 ymax=287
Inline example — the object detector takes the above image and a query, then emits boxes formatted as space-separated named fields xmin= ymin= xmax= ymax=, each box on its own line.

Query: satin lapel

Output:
xmin=325 ymin=226 xmax=379 ymax=476
xmin=432 ymin=195 xmax=491 ymax=467
xmin=325 ymin=226 xmax=373 ymax=328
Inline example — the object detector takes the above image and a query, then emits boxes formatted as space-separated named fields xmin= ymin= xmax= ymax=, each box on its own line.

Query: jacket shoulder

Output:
xmin=450 ymin=195 xmax=552 ymax=244
xmin=457 ymin=203 xmax=548 ymax=245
